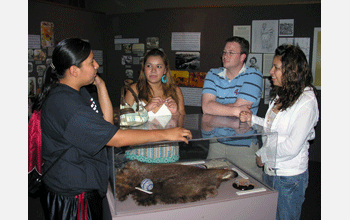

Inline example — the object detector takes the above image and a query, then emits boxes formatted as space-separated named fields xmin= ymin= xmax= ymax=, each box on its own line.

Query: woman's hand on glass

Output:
xmin=163 ymin=127 xmax=192 ymax=144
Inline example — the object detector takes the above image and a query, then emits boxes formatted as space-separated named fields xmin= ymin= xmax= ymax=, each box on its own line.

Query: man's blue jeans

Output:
xmin=263 ymin=170 xmax=309 ymax=220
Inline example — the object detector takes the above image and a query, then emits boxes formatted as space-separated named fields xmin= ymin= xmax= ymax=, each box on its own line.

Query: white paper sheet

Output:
xmin=171 ymin=32 xmax=201 ymax=51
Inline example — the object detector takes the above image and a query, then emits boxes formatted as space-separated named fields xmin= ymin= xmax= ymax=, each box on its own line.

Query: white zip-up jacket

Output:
xmin=252 ymin=87 xmax=319 ymax=176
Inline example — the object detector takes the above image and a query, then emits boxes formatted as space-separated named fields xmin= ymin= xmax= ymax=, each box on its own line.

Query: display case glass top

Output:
xmin=120 ymin=114 xmax=277 ymax=146
xmin=113 ymin=114 xmax=278 ymax=183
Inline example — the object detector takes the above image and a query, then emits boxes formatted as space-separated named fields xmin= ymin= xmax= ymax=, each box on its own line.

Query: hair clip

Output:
xmin=50 ymin=63 xmax=55 ymax=70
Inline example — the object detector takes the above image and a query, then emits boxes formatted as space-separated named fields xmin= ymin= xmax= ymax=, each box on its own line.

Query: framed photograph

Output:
xmin=28 ymin=77 xmax=36 ymax=97
xmin=175 ymin=52 xmax=200 ymax=70
xmin=41 ymin=21 xmax=54 ymax=48
xmin=146 ymin=37 xmax=159 ymax=49
xmin=279 ymin=19 xmax=294 ymax=37
xmin=247 ymin=54 xmax=262 ymax=72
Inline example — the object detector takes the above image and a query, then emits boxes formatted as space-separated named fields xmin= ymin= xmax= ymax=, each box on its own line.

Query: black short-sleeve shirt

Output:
xmin=41 ymin=84 xmax=118 ymax=196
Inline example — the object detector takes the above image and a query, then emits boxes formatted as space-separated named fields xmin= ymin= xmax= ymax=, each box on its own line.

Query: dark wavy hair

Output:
xmin=137 ymin=49 xmax=179 ymax=106
xmin=271 ymin=44 xmax=317 ymax=111
xmin=32 ymin=38 xmax=91 ymax=111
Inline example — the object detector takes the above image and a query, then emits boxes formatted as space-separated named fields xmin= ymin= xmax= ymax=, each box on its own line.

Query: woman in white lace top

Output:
xmin=240 ymin=44 xmax=319 ymax=220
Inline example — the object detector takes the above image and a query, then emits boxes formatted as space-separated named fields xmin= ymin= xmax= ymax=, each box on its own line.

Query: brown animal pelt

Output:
xmin=115 ymin=160 xmax=237 ymax=206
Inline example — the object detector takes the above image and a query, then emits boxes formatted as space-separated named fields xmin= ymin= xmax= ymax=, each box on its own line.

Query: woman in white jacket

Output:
xmin=240 ymin=44 xmax=319 ymax=220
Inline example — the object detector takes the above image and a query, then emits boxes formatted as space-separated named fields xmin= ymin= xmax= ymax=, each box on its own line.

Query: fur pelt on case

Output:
xmin=115 ymin=160 xmax=237 ymax=206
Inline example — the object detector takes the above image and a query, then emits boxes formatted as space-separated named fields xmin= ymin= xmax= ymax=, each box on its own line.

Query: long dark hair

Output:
xmin=271 ymin=44 xmax=317 ymax=111
xmin=137 ymin=49 xmax=179 ymax=106
xmin=32 ymin=38 xmax=91 ymax=111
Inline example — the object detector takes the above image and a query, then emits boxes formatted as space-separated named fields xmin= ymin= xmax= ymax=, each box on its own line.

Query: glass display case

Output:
xmin=107 ymin=114 xmax=278 ymax=220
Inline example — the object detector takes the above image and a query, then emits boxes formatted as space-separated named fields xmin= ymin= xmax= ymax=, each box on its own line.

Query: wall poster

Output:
xmin=171 ymin=32 xmax=201 ymax=51
xmin=252 ymin=20 xmax=278 ymax=53
xmin=279 ymin=19 xmax=294 ymax=37
xmin=233 ymin=25 xmax=251 ymax=48
xmin=312 ymin=28 xmax=321 ymax=89
xmin=40 ymin=21 xmax=54 ymax=48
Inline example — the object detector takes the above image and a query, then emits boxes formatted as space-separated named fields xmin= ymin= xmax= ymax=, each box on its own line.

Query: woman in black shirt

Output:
xmin=32 ymin=38 xmax=192 ymax=220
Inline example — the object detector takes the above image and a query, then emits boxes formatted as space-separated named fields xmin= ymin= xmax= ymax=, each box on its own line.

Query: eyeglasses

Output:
xmin=222 ymin=51 xmax=242 ymax=56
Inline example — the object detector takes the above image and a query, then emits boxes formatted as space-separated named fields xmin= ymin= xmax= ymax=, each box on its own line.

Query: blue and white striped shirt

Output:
xmin=202 ymin=65 xmax=263 ymax=115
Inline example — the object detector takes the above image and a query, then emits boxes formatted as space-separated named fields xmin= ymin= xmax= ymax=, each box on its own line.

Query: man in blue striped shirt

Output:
xmin=202 ymin=36 xmax=263 ymax=117
xmin=202 ymin=37 xmax=263 ymax=173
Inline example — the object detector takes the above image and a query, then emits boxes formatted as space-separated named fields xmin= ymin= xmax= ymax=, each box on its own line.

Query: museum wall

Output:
xmin=28 ymin=0 xmax=113 ymax=81
xmin=106 ymin=4 xmax=321 ymax=162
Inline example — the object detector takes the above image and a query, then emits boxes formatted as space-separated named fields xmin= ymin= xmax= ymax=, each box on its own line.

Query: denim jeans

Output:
xmin=263 ymin=170 xmax=309 ymax=220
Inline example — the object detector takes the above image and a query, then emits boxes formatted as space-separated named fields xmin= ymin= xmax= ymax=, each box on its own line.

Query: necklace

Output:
xmin=266 ymin=103 xmax=280 ymax=130
xmin=272 ymin=103 xmax=281 ymax=114
xmin=266 ymin=110 xmax=276 ymax=131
